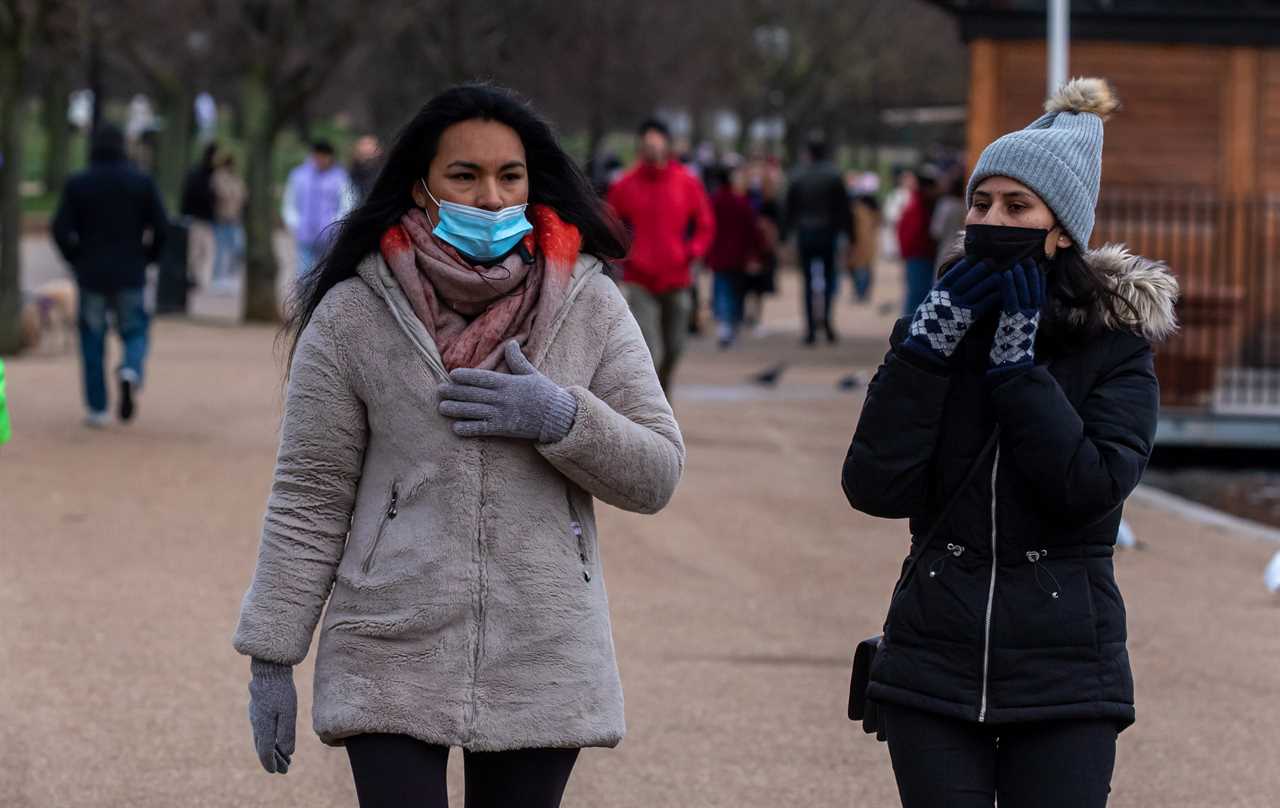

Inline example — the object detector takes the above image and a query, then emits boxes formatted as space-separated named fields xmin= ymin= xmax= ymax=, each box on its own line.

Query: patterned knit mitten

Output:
xmin=902 ymin=258 xmax=1002 ymax=365
xmin=989 ymin=260 xmax=1045 ymax=377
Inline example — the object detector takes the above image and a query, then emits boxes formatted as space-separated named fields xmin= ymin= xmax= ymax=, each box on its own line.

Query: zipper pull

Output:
xmin=571 ymin=521 xmax=582 ymax=538
xmin=387 ymin=487 xmax=399 ymax=519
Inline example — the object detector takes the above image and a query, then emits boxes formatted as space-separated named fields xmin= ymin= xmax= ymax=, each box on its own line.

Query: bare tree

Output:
xmin=208 ymin=0 xmax=369 ymax=322
xmin=0 ymin=0 xmax=44 ymax=355
xmin=96 ymin=0 xmax=212 ymax=207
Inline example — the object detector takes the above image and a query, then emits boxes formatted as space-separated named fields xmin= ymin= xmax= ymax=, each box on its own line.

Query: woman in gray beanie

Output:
xmin=232 ymin=85 xmax=684 ymax=807
xmin=843 ymin=78 xmax=1179 ymax=807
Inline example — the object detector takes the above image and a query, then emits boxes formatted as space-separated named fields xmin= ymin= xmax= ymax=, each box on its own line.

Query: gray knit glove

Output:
xmin=248 ymin=658 xmax=296 ymax=774
xmin=438 ymin=341 xmax=578 ymax=443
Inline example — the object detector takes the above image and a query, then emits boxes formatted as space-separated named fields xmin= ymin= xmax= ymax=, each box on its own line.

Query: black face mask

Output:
xmin=964 ymin=224 xmax=1050 ymax=272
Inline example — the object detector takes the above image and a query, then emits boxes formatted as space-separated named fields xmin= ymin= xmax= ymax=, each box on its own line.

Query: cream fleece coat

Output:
xmin=233 ymin=251 xmax=685 ymax=751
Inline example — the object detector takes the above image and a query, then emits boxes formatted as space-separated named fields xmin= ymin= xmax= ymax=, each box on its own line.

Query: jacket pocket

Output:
xmin=887 ymin=545 xmax=984 ymax=646
xmin=566 ymin=487 xmax=591 ymax=583
xmin=998 ymin=554 xmax=1098 ymax=649
xmin=360 ymin=480 xmax=400 ymax=574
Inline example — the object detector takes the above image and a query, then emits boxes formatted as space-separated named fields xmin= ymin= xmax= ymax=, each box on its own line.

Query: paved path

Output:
xmin=2 ymin=257 xmax=1278 ymax=807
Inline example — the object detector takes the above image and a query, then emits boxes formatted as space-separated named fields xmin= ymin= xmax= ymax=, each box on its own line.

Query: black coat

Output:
xmin=784 ymin=160 xmax=852 ymax=247
xmin=53 ymin=157 xmax=169 ymax=294
xmin=842 ymin=244 xmax=1179 ymax=730
xmin=180 ymin=166 xmax=216 ymax=221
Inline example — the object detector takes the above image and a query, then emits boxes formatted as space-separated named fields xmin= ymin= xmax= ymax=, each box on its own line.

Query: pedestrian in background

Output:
xmin=348 ymin=135 xmax=383 ymax=203
xmin=234 ymin=84 xmax=684 ymax=808
xmin=930 ymin=167 xmax=968 ymax=269
xmin=880 ymin=166 xmax=911 ymax=264
xmin=843 ymin=78 xmax=1178 ymax=808
xmin=896 ymin=165 xmax=937 ymax=316
xmin=282 ymin=140 xmax=355 ymax=278
xmin=743 ymin=159 xmax=782 ymax=332
xmin=705 ymin=165 xmax=762 ymax=349
xmin=785 ymin=134 xmax=853 ymax=345
xmin=180 ymin=142 xmax=219 ymax=290
xmin=52 ymin=125 xmax=168 ymax=427
xmin=210 ymin=150 xmax=247 ymax=291
xmin=607 ymin=118 xmax=715 ymax=395
xmin=848 ymin=171 xmax=882 ymax=304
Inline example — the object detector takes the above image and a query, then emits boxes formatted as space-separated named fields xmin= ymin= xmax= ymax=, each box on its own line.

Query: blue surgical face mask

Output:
xmin=421 ymin=179 xmax=533 ymax=262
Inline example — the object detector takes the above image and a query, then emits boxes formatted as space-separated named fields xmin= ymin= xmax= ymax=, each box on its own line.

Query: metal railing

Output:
xmin=1093 ymin=188 xmax=1280 ymax=415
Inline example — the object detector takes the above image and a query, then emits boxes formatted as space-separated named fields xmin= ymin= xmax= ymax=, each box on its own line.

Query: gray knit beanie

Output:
xmin=966 ymin=77 xmax=1119 ymax=248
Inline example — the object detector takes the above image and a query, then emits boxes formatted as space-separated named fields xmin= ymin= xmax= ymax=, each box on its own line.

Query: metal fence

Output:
xmin=1093 ymin=188 xmax=1280 ymax=415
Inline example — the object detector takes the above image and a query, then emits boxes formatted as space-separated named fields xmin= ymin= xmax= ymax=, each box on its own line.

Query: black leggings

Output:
xmin=346 ymin=734 xmax=579 ymax=808
xmin=882 ymin=704 xmax=1118 ymax=808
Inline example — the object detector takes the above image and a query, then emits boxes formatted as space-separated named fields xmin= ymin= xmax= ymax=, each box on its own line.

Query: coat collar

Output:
xmin=355 ymin=251 xmax=605 ymax=379
xmin=940 ymin=234 xmax=1180 ymax=342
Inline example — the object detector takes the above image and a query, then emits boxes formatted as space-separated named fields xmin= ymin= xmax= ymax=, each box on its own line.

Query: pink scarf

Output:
xmin=380 ymin=205 xmax=582 ymax=372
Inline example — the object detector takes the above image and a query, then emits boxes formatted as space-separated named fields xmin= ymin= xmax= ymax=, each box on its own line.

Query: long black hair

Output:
xmin=283 ymin=83 xmax=628 ymax=366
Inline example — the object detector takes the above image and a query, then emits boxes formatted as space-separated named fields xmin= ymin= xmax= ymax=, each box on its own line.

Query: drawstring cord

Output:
xmin=928 ymin=543 xmax=966 ymax=578
xmin=923 ymin=544 xmax=1063 ymax=601
xmin=1026 ymin=549 xmax=1061 ymax=599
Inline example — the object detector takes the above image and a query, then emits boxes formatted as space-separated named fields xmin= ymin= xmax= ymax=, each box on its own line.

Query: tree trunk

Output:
xmin=154 ymin=80 xmax=194 ymax=209
xmin=0 ymin=43 xmax=29 ymax=356
xmin=41 ymin=71 xmax=71 ymax=196
xmin=241 ymin=71 xmax=280 ymax=323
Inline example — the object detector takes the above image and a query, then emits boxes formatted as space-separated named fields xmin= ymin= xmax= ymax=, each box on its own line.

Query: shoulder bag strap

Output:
xmin=892 ymin=427 xmax=1001 ymax=598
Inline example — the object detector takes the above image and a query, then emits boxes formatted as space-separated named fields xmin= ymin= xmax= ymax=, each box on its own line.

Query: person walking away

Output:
xmin=210 ymin=151 xmax=247 ymax=292
xmin=848 ymin=172 xmax=882 ymax=303
xmin=282 ymin=140 xmax=356 ymax=279
xmin=930 ymin=168 xmax=967 ymax=270
xmin=233 ymin=84 xmax=684 ymax=808
xmin=348 ymin=135 xmax=383 ymax=203
xmin=842 ymin=78 xmax=1178 ymax=808
xmin=52 ymin=125 xmax=168 ymax=427
xmin=606 ymin=118 xmax=715 ymax=395
xmin=705 ymin=166 xmax=762 ymax=349
xmin=785 ymin=135 xmax=853 ymax=345
xmin=896 ymin=166 xmax=937 ymax=316
xmin=180 ymin=143 xmax=219 ymax=291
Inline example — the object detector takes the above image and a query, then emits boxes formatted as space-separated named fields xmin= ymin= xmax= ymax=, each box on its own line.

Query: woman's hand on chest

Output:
xmin=437 ymin=340 xmax=578 ymax=444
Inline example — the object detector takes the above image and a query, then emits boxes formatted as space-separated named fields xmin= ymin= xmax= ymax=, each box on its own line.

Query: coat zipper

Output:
xmin=566 ymin=488 xmax=590 ymax=582
xmin=978 ymin=447 xmax=1000 ymax=722
xmin=360 ymin=481 xmax=399 ymax=573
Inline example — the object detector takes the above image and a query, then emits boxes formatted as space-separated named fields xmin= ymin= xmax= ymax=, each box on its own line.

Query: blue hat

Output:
xmin=967 ymin=77 xmax=1120 ymax=248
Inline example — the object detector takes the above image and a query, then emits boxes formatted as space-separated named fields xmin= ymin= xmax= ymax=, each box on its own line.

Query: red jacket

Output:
xmin=705 ymin=187 xmax=761 ymax=273
xmin=896 ymin=189 xmax=937 ymax=262
xmin=607 ymin=161 xmax=715 ymax=294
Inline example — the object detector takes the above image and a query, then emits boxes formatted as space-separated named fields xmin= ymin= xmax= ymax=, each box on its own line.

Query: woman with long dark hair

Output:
xmin=233 ymin=84 xmax=685 ymax=807
xmin=843 ymin=78 xmax=1179 ymax=807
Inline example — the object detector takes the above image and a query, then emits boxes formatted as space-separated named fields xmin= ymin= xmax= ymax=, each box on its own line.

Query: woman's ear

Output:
xmin=411 ymin=178 xmax=430 ymax=210
xmin=1044 ymin=225 xmax=1072 ymax=257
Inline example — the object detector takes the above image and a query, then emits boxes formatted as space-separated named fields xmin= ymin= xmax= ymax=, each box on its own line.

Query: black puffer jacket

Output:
xmin=843 ymin=244 xmax=1178 ymax=730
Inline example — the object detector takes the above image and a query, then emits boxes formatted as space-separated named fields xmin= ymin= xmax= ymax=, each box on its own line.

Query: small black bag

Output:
xmin=848 ymin=430 xmax=999 ymax=740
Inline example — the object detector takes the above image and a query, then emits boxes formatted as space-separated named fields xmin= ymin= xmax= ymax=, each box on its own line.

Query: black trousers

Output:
xmin=798 ymin=236 xmax=838 ymax=339
xmin=346 ymin=734 xmax=579 ymax=808
xmin=882 ymin=704 xmax=1117 ymax=808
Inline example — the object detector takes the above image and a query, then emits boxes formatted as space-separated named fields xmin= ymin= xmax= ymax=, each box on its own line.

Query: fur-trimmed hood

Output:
xmin=941 ymin=235 xmax=1180 ymax=342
